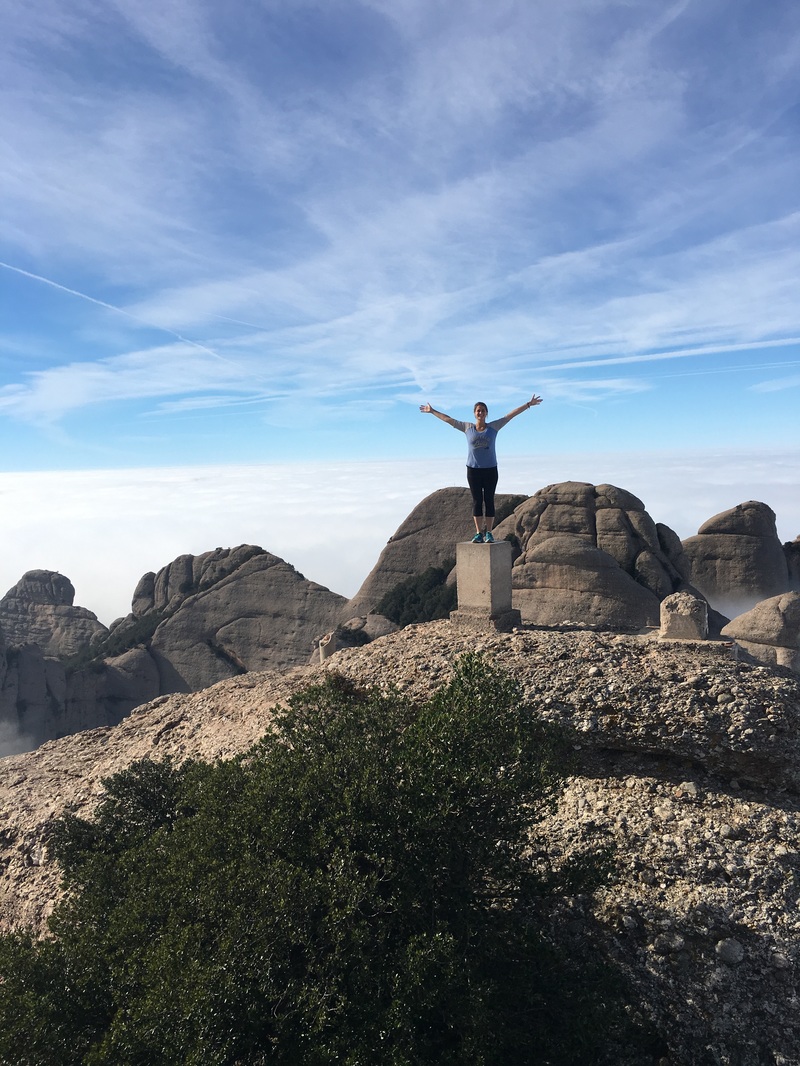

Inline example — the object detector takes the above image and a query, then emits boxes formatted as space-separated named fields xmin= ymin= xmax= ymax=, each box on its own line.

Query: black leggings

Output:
xmin=467 ymin=466 xmax=499 ymax=518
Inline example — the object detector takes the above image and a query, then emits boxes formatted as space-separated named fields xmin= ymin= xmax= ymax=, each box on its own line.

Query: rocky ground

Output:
xmin=1 ymin=620 xmax=799 ymax=1065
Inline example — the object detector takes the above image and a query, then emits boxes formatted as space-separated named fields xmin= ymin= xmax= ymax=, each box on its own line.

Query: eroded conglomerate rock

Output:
xmin=130 ymin=545 xmax=266 ymax=619
xmin=542 ymin=767 xmax=800 ymax=1066
xmin=493 ymin=482 xmax=689 ymax=628
xmin=343 ymin=487 xmax=526 ymax=617
xmin=681 ymin=502 xmax=790 ymax=618
xmin=0 ymin=573 xmax=116 ymax=756
xmin=1 ymin=621 xmax=798 ymax=1063
xmin=64 ymin=648 xmax=161 ymax=733
xmin=721 ymin=592 xmax=800 ymax=672
xmin=0 ymin=570 xmax=107 ymax=658
xmin=0 ymin=642 xmax=154 ymax=759
xmin=0 ymin=642 xmax=66 ymax=755
xmin=1 ymin=549 xmax=347 ymax=754
xmin=145 ymin=547 xmax=347 ymax=691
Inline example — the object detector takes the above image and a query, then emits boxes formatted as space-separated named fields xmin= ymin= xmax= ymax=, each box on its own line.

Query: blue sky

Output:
xmin=1 ymin=0 xmax=799 ymax=620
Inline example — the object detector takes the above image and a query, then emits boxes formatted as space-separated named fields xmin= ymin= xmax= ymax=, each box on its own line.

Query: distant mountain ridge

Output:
xmin=1 ymin=483 xmax=798 ymax=756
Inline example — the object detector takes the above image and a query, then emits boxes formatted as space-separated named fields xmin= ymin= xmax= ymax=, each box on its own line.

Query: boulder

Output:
xmin=493 ymin=482 xmax=688 ymax=628
xmin=655 ymin=523 xmax=692 ymax=582
xmin=659 ymin=591 xmax=709 ymax=641
xmin=338 ymin=613 xmax=398 ymax=646
xmin=343 ymin=487 xmax=526 ymax=617
xmin=0 ymin=571 xmax=107 ymax=658
xmin=510 ymin=534 xmax=661 ymax=628
xmin=310 ymin=613 xmax=399 ymax=664
xmin=721 ymin=592 xmax=800 ymax=672
xmin=681 ymin=502 xmax=789 ymax=617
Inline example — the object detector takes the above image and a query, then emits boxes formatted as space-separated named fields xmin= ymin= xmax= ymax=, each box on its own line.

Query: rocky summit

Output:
xmin=343 ymin=485 xmax=526 ymax=616
xmin=682 ymin=501 xmax=791 ymax=619
xmin=0 ymin=570 xmax=107 ymax=658
xmin=0 ymin=620 xmax=798 ymax=1065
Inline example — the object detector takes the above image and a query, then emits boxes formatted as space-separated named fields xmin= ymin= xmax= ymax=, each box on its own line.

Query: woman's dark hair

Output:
xmin=473 ymin=401 xmax=488 ymax=412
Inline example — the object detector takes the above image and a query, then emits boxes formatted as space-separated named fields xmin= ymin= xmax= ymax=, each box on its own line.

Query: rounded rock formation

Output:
xmin=721 ymin=591 xmax=800 ymax=671
xmin=343 ymin=487 xmax=526 ymax=618
xmin=681 ymin=502 xmax=789 ymax=618
xmin=493 ymin=482 xmax=688 ymax=629
xmin=0 ymin=570 xmax=107 ymax=658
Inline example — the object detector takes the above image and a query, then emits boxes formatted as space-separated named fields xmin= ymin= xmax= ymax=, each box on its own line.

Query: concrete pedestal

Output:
xmin=449 ymin=540 xmax=521 ymax=633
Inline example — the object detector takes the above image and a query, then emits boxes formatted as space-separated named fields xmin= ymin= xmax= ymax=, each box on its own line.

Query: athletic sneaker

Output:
xmin=471 ymin=532 xmax=484 ymax=543
xmin=484 ymin=531 xmax=495 ymax=543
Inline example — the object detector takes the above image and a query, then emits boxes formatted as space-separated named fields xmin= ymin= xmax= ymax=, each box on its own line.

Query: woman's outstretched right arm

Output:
xmin=419 ymin=403 xmax=462 ymax=429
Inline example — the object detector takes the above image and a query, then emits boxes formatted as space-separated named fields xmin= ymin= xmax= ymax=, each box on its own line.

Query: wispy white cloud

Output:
xmin=544 ymin=379 xmax=651 ymax=403
xmin=0 ymin=344 xmax=251 ymax=422
xmin=750 ymin=374 xmax=800 ymax=394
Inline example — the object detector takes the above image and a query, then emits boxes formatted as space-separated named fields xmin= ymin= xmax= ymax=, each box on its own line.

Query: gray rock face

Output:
xmin=493 ymin=482 xmax=688 ymax=628
xmin=786 ymin=536 xmax=800 ymax=591
xmin=130 ymin=545 xmax=266 ymax=618
xmin=0 ymin=570 xmax=107 ymax=658
xmin=64 ymin=648 xmax=161 ymax=736
xmin=681 ymin=502 xmax=790 ymax=618
xmin=0 ymin=572 xmax=116 ymax=756
xmin=0 ymin=642 xmax=65 ymax=756
xmin=1 ymin=548 xmax=346 ymax=754
xmin=721 ymin=592 xmax=800 ymax=671
xmin=0 ymin=640 xmax=152 ymax=758
xmin=343 ymin=487 xmax=526 ymax=617
xmin=5 ymin=570 xmax=74 ymax=605
xmin=146 ymin=546 xmax=347 ymax=691
xmin=512 ymin=534 xmax=662 ymax=628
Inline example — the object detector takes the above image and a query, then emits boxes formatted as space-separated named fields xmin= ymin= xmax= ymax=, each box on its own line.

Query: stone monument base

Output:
xmin=450 ymin=606 xmax=522 ymax=633
xmin=659 ymin=591 xmax=708 ymax=641
xmin=450 ymin=539 xmax=520 ymax=633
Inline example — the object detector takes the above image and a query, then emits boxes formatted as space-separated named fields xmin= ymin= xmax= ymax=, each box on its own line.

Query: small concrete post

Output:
xmin=318 ymin=631 xmax=337 ymax=662
xmin=450 ymin=540 xmax=521 ymax=633
xmin=659 ymin=592 xmax=708 ymax=641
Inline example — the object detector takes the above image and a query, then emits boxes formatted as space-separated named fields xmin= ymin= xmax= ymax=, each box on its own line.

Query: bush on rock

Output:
xmin=0 ymin=655 xmax=633 ymax=1065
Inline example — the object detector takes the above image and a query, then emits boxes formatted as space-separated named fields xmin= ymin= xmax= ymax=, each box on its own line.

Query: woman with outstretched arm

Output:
xmin=419 ymin=394 xmax=542 ymax=542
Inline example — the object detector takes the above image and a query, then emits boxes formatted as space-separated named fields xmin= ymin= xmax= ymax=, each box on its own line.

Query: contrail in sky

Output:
xmin=0 ymin=259 xmax=238 ymax=367
xmin=535 ymin=337 xmax=800 ymax=373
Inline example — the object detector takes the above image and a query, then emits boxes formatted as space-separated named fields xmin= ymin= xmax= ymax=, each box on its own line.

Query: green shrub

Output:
xmin=376 ymin=562 xmax=457 ymax=626
xmin=494 ymin=494 xmax=528 ymax=523
xmin=0 ymin=655 xmax=635 ymax=1065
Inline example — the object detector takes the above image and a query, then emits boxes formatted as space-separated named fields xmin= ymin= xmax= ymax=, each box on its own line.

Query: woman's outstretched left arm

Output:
xmin=503 ymin=394 xmax=543 ymax=421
